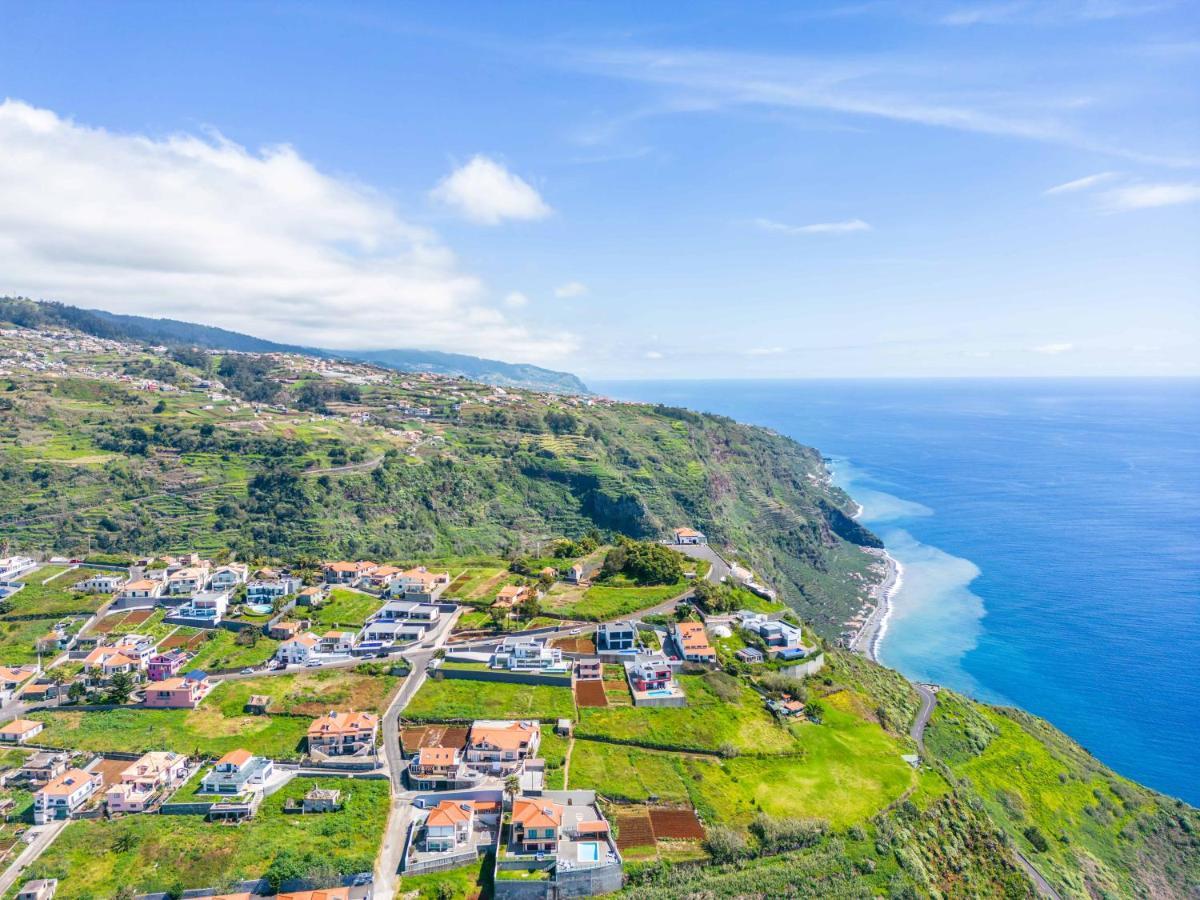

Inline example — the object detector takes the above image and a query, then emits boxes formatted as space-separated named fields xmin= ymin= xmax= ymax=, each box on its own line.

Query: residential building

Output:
xmin=595 ymin=621 xmax=636 ymax=652
xmin=307 ymin=710 xmax=379 ymax=757
xmin=371 ymin=599 xmax=440 ymax=626
xmin=15 ymin=879 xmax=57 ymax=900
xmin=246 ymin=576 xmax=300 ymax=601
xmin=82 ymin=646 xmax=141 ymax=680
xmin=423 ymin=799 xmax=474 ymax=852
xmin=22 ymin=751 xmax=68 ymax=786
xmin=671 ymin=621 xmax=717 ymax=664
xmin=112 ymin=633 xmax=155 ymax=667
xmin=298 ymin=585 xmax=327 ymax=606
xmin=365 ymin=564 xmax=404 ymax=591
xmin=209 ymin=563 xmax=248 ymax=591
xmin=268 ymin=620 xmax=305 ymax=641
xmin=736 ymin=647 xmax=765 ymax=664
xmin=0 ymin=719 xmax=44 ymax=744
xmin=105 ymin=751 xmax=188 ymax=813
xmin=147 ymin=649 xmax=189 ymax=681
xmin=78 ymin=573 xmax=125 ymax=593
xmin=565 ymin=564 xmax=584 ymax=584
xmin=34 ymin=768 xmax=102 ymax=824
xmin=0 ymin=556 xmax=37 ymax=581
xmin=356 ymin=619 xmax=425 ymax=648
xmin=408 ymin=746 xmax=461 ymax=782
xmin=175 ymin=589 xmax=231 ymax=624
xmin=144 ymin=674 xmax=212 ymax=709
xmin=489 ymin=637 xmax=564 ymax=672
xmin=166 ymin=565 xmax=210 ymax=595
xmin=575 ymin=658 xmax=602 ymax=681
xmin=276 ymin=632 xmax=321 ymax=665
xmin=0 ymin=666 xmax=37 ymax=704
xmin=322 ymin=561 xmax=378 ymax=585
xmin=318 ymin=630 xmax=355 ymax=655
xmin=510 ymin=796 xmax=563 ymax=853
xmin=465 ymin=720 xmax=541 ymax=773
xmin=301 ymin=787 xmax=342 ymax=813
xmin=626 ymin=655 xmax=673 ymax=692
xmin=672 ymin=527 xmax=707 ymax=545
xmin=395 ymin=566 xmax=450 ymax=600
xmin=493 ymin=585 xmax=531 ymax=609
xmin=118 ymin=578 xmax=162 ymax=601
xmin=200 ymin=749 xmax=274 ymax=794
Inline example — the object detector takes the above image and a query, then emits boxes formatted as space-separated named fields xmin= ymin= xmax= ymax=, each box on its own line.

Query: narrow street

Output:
xmin=0 ymin=821 xmax=67 ymax=895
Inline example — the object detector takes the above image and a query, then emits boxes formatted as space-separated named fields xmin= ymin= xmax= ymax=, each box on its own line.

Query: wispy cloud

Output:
xmin=504 ymin=291 xmax=530 ymax=308
xmin=431 ymin=155 xmax=552 ymax=225
xmin=1044 ymin=171 xmax=1118 ymax=194
xmin=643 ymin=350 xmax=665 ymax=360
xmin=753 ymin=217 xmax=872 ymax=235
xmin=554 ymin=281 xmax=589 ymax=298
xmin=0 ymin=100 xmax=575 ymax=361
xmin=1101 ymin=182 xmax=1200 ymax=209
xmin=938 ymin=1 xmax=1169 ymax=26
xmin=1032 ymin=342 xmax=1075 ymax=354
xmin=746 ymin=346 xmax=785 ymax=356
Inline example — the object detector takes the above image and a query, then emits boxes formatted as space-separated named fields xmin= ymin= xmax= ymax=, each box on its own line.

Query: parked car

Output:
xmin=305 ymin=659 xmax=322 ymax=667
xmin=240 ymin=667 xmax=254 ymax=675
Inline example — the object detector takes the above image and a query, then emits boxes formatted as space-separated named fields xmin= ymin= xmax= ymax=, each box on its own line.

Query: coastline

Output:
xmin=850 ymin=548 xmax=903 ymax=663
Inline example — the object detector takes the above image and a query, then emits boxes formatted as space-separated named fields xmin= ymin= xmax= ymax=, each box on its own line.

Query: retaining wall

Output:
xmin=439 ymin=668 xmax=571 ymax=688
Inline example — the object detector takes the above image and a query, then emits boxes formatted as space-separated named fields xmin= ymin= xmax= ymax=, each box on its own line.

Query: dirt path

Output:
xmin=562 ymin=737 xmax=575 ymax=789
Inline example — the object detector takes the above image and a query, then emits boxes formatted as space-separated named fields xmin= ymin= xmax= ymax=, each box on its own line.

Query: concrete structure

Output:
xmin=307 ymin=710 xmax=380 ymax=757
xmin=200 ymin=749 xmax=274 ymax=794
xmin=670 ymin=621 xmax=717 ymax=665
xmin=175 ymin=589 xmax=231 ymax=624
xmin=34 ymin=768 xmax=102 ymax=824
xmin=490 ymin=637 xmax=565 ymax=673
xmin=209 ymin=563 xmax=249 ymax=591
xmin=371 ymin=599 xmax=441 ymax=626
xmin=0 ymin=719 xmax=44 ymax=744
xmin=78 ymin=573 xmax=124 ymax=593
xmin=15 ymin=879 xmax=57 ymax=900
xmin=595 ymin=621 xmax=636 ymax=652
xmin=22 ymin=752 xmax=68 ymax=786
xmin=395 ymin=566 xmax=451 ymax=600
xmin=319 ymin=630 xmax=356 ymax=654
xmin=736 ymin=647 xmax=765 ymax=664
xmin=105 ymin=751 xmax=189 ymax=813
xmin=143 ymin=674 xmax=212 ymax=708
xmin=302 ymin=787 xmax=343 ymax=813
xmin=574 ymin=658 xmax=602 ymax=681
xmin=465 ymin=720 xmax=541 ymax=775
xmin=624 ymin=654 xmax=686 ymax=707
xmin=0 ymin=555 xmax=37 ymax=581
xmin=246 ymin=576 xmax=300 ymax=601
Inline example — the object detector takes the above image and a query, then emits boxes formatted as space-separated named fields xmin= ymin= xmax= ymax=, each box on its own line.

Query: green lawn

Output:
xmin=207 ymin=667 xmax=401 ymax=717
xmin=309 ymin=588 xmax=381 ymax=629
xmin=540 ymin=730 xmax=569 ymax=790
xmin=29 ymin=705 xmax=312 ymax=760
xmin=19 ymin=776 xmax=389 ymax=898
xmin=0 ymin=616 xmax=77 ymax=665
xmin=400 ymin=853 xmax=495 ymax=900
xmin=570 ymin=701 xmax=913 ymax=829
xmin=183 ymin=628 xmax=280 ymax=672
xmin=576 ymin=672 xmax=798 ymax=754
xmin=404 ymin=676 xmax=575 ymax=722
xmin=1 ymin=566 xmax=110 ymax=617
xmin=542 ymin=579 xmax=687 ymax=621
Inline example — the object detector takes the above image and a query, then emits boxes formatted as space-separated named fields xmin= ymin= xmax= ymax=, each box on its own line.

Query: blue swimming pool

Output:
xmin=577 ymin=841 xmax=600 ymax=862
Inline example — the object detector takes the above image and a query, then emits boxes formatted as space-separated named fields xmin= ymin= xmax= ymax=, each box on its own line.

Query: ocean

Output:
xmin=593 ymin=378 xmax=1200 ymax=806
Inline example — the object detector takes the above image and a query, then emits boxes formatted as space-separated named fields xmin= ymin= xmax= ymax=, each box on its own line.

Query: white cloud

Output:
xmin=938 ymin=1 xmax=1167 ymax=26
xmin=643 ymin=350 xmax=665 ymax=359
xmin=1044 ymin=171 xmax=1118 ymax=194
xmin=746 ymin=346 xmax=785 ymax=356
xmin=1032 ymin=342 xmax=1074 ymax=354
xmin=1101 ymin=182 xmax=1200 ymax=210
xmin=753 ymin=217 xmax=872 ymax=235
xmin=0 ymin=100 xmax=575 ymax=361
xmin=430 ymin=155 xmax=552 ymax=225
xmin=554 ymin=281 xmax=589 ymax=298
xmin=503 ymin=291 xmax=530 ymax=308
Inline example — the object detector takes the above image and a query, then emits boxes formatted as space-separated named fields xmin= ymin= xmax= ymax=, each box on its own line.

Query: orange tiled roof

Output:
xmin=426 ymin=799 xmax=472 ymax=827
xmin=469 ymin=721 xmax=538 ymax=752
xmin=307 ymin=711 xmax=379 ymax=737
xmin=0 ymin=719 xmax=41 ymax=736
xmin=40 ymin=768 xmax=97 ymax=797
xmin=216 ymin=748 xmax=253 ymax=767
xmin=417 ymin=746 xmax=457 ymax=767
xmin=512 ymin=797 xmax=563 ymax=829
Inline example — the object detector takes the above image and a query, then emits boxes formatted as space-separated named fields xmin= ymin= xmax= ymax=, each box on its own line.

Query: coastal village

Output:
xmin=0 ymin=521 xmax=846 ymax=900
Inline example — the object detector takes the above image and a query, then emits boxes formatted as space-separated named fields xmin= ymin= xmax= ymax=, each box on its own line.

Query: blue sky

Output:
xmin=0 ymin=1 xmax=1197 ymax=378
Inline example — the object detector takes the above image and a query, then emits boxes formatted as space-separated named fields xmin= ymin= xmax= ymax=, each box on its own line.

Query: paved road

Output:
xmin=372 ymin=607 xmax=460 ymax=900
xmin=910 ymin=683 xmax=937 ymax=750
xmin=906 ymin=683 xmax=1060 ymax=899
xmin=0 ymin=821 xmax=67 ymax=894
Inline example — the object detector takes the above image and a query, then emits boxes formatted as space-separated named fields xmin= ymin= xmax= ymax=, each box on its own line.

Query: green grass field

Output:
xmin=207 ymin=668 xmax=401 ymax=717
xmin=0 ymin=616 xmax=79 ymax=665
xmin=29 ymin=705 xmax=312 ymax=760
xmin=309 ymin=588 xmax=381 ymax=629
xmin=399 ymin=853 xmax=495 ymax=899
xmin=183 ymin=628 xmax=280 ymax=672
xmin=403 ymin=676 xmax=575 ymax=722
xmin=571 ymin=699 xmax=913 ymax=828
xmin=20 ymin=776 xmax=389 ymax=898
xmin=576 ymin=673 xmax=798 ymax=754
xmin=2 ymin=565 xmax=110 ymax=618
xmin=542 ymin=579 xmax=686 ymax=621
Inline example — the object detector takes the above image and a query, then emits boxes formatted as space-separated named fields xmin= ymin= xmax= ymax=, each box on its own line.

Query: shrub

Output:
xmin=749 ymin=814 xmax=829 ymax=854
xmin=1023 ymin=826 xmax=1050 ymax=853
xmin=704 ymin=825 xmax=751 ymax=863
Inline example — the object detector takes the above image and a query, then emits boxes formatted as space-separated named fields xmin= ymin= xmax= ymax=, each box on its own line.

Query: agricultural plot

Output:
xmin=92 ymin=608 xmax=176 ymax=643
xmin=403 ymin=676 xmax=575 ymax=722
xmin=0 ymin=616 xmax=83 ymax=666
xmin=183 ymin=628 xmax=280 ymax=671
xmin=19 ymin=776 xmax=389 ymax=899
xmin=28 ymin=705 xmax=312 ymax=761
xmin=542 ymin=580 xmax=687 ymax=621
xmin=1 ymin=566 xmax=110 ymax=617
xmin=208 ymin=668 xmax=401 ymax=717
xmin=577 ymin=673 xmax=796 ymax=754
xmin=308 ymin=587 xmax=380 ymax=629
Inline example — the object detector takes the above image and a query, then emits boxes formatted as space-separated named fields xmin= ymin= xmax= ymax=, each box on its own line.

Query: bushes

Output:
xmin=1023 ymin=825 xmax=1050 ymax=853
xmin=600 ymin=538 xmax=683 ymax=585
xmin=750 ymin=814 xmax=829 ymax=854
xmin=703 ymin=670 xmax=743 ymax=704
xmin=703 ymin=825 xmax=750 ymax=863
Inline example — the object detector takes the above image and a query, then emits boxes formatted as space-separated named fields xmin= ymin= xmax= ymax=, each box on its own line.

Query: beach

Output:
xmin=849 ymin=548 xmax=903 ymax=663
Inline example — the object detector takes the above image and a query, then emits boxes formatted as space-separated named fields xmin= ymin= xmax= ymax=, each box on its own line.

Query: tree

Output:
xmin=703 ymin=825 xmax=750 ymax=863
xmin=804 ymin=700 xmax=825 ymax=724
xmin=504 ymin=774 xmax=521 ymax=806
xmin=105 ymin=671 xmax=136 ymax=705
xmin=518 ymin=595 xmax=542 ymax=620
xmin=67 ymin=679 xmax=86 ymax=703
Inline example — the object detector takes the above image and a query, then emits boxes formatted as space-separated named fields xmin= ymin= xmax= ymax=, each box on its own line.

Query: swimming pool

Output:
xmin=645 ymin=688 xmax=678 ymax=697
xmin=577 ymin=841 xmax=600 ymax=862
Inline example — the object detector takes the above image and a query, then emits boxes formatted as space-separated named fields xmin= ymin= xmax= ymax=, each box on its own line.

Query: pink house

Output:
xmin=147 ymin=650 xmax=189 ymax=682
xmin=143 ymin=675 xmax=212 ymax=709
xmin=105 ymin=751 xmax=189 ymax=813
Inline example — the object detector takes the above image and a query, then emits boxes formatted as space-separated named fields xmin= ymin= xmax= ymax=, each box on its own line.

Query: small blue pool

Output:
xmin=577 ymin=841 xmax=600 ymax=862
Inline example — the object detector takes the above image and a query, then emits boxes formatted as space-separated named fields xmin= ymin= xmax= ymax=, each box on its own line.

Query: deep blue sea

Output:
xmin=593 ymin=378 xmax=1200 ymax=806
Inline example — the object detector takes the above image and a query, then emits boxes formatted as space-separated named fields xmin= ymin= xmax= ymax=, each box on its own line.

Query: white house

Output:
xmin=209 ymin=564 xmax=249 ymax=591
xmin=490 ymin=638 xmax=564 ymax=672
xmin=78 ymin=573 xmax=125 ymax=594
xmin=371 ymin=600 xmax=440 ymax=626
xmin=200 ymin=749 xmax=274 ymax=794
xmin=318 ymin=630 xmax=355 ymax=654
xmin=0 ymin=556 xmax=37 ymax=582
xmin=672 ymin=527 xmax=707 ymax=545
xmin=34 ymin=768 xmax=102 ymax=824
xmin=276 ymin=632 xmax=321 ymax=665
xmin=245 ymin=577 xmax=301 ymax=602
xmin=423 ymin=800 xmax=475 ymax=852
xmin=596 ymin=621 xmax=637 ymax=652
xmin=166 ymin=565 xmax=210 ymax=595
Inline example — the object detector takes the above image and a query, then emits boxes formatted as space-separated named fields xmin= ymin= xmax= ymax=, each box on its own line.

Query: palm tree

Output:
xmin=503 ymin=774 xmax=520 ymax=807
